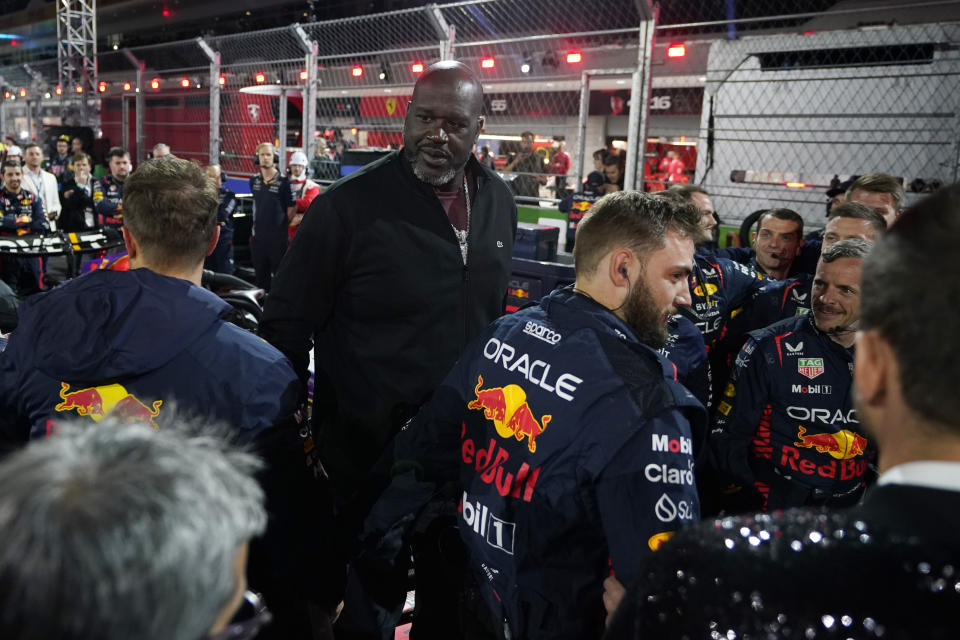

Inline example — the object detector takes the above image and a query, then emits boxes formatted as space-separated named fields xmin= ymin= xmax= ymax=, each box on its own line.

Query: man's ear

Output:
xmin=608 ymin=249 xmax=633 ymax=287
xmin=854 ymin=329 xmax=888 ymax=407
xmin=122 ymin=226 xmax=138 ymax=260
xmin=206 ymin=225 xmax=221 ymax=257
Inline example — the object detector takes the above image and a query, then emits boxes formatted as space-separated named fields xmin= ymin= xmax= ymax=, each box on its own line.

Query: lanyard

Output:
xmin=25 ymin=170 xmax=44 ymax=208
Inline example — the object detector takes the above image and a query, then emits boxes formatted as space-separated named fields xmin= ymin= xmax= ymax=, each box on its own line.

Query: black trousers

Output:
xmin=251 ymin=232 xmax=286 ymax=291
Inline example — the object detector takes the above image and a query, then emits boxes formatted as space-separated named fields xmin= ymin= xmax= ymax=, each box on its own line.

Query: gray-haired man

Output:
xmin=0 ymin=419 xmax=268 ymax=640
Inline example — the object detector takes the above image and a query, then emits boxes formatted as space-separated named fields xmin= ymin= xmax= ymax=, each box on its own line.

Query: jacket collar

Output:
xmin=802 ymin=313 xmax=855 ymax=359
xmin=542 ymin=285 xmax=640 ymax=346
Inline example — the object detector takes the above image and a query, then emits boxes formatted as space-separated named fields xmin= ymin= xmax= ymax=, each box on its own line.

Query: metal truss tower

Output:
xmin=57 ymin=0 xmax=98 ymax=122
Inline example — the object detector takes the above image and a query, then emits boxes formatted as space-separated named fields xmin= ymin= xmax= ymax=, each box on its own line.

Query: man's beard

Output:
xmin=412 ymin=161 xmax=456 ymax=186
xmin=622 ymin=280 xmax=670 ymax=348
xmin=407 ymin=145 xmax=457 ymax=186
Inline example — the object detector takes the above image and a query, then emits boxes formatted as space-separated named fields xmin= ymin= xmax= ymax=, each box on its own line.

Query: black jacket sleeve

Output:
xmin=259 ymin=193 xmax=351 ymax=387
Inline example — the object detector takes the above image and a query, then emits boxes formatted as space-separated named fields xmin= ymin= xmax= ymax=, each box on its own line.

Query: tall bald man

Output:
xmin=260 ymin=61 xmax=517 ymax=635
xmin=263 ymin=60 xmax=516 ymax=500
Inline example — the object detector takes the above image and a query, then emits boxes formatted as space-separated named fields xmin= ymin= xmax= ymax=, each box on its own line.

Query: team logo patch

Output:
xmin=797 ymin=357 xmax=824 ymax=379
xmin=55 ymin=382 xmax=163 ymax=429
xmin=692 ymin=283 xmax=718 ymax=297
xmin=785 ymin=341 xmax=803 ymax=354
xmin=468 ymin=375 xmax=551 ymax=453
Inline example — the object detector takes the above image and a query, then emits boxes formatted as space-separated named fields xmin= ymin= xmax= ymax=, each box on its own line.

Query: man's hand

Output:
xmin=603 ymin=575 xmax=627 ymax=626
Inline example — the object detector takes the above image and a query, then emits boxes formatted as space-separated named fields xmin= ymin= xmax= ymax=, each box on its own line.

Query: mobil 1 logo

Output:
xmin=462 ymin=492 xmax=515 ymax=555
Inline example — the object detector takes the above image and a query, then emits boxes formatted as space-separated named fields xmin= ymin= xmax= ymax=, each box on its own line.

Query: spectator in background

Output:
xmin=600 ymin=153 xmax=625 ymax=193
xmin=204 ymin=164 xmax=237 ymax=275
xmin=0 ymin=418 xmax=269 ymax=640
xmin=504 ymin=131 xmax=543 ymax=198
xmin=21 ymin=143 xmax=61 ymax=229
xmin=249 ymin=142 xmax=295 ymax=290
xmin=59 ymin=153 xmax=96 ymax=232
xmin=152 ymin=142 xmax=171 ymax=158
xmin=70 ymin=136 xmax=84 ymax=156
xmin=3 ymin=145 xmax=22 ymax=166
xmin=93 ymin=147 xmax=131 ymax=229
xmin=584 ymin=148 xmax=608 ymax=193
xmin=662 ymin=150 xmax=687 ymax=183
xmin=47 ymin=135 xmax=72 ymax=182
xmin=477 ymin=145 xmax=495 ymax=170
xmin=549 ymin=136 xmax=571 ymax=199
xmin=287 ymin=151 xmax=320 ymax=244
xmin=846 ymin=172 xmax=904 ymax=229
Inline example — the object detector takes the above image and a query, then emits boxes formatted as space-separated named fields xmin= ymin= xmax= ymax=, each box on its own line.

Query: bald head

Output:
xmin=403 ymin=60 xmax=485 ymax=187
xmin=413 ymin=61 xmax=484 ymax=114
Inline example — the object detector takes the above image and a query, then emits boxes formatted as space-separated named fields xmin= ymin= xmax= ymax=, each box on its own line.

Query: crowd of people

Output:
xmin=0 ymin=59 xmax=957 ymax=640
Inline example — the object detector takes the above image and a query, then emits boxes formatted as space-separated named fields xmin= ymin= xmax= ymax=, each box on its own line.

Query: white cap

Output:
xmin=289 ymin=151 xmax=308 ymax=166
xmin=5 ymin=145 xmax=22 ymax=156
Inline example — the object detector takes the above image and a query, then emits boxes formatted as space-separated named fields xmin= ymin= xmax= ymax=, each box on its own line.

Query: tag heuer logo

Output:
xmin=785 ymin=341 xmax=803 ymax=353
xmin=798 ymin=358 xmax=824 ymax=379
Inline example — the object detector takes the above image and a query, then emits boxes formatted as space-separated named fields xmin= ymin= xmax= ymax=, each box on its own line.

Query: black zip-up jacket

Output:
xmin=709 ymin=315 xmax=870 ymax=510
xmin=260 ymin=151 xmax=517 ymax=493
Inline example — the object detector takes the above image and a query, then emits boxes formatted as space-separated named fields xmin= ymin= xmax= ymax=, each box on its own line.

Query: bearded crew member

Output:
xmin=362 ymin=191 xmax=704 ymax=640
xmin=93 ymin=147 xmax=131 ymax=229
xmin=249 ymin=142 xmax=295 ymax=290
xmin=710 ymin=239 xmax=874 ymax=512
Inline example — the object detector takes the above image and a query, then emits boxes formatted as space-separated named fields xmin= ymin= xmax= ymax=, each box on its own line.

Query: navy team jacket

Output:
xmin=710 ymin=314 xmax=869 ymax=508
xmin=0 ymin=268 xmax=298 ymax=452
xmin=388 ymin=287 xmax=705 ymax=640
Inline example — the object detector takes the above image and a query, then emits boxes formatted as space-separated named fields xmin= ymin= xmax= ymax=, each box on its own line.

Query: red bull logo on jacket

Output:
xmin=55 ymin=382 xmax=163 ymax=429
xmin=793 ymin=425 xmax=867 ymax=460
xmin=468 ymin=375 xmax=551 ymax=453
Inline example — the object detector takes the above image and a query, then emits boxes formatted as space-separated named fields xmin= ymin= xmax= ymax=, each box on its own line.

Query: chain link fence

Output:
xmin=2 ymin=0 xmax=960 ymax=225
xmin=695 ymin=20 xmax=960 ymax=228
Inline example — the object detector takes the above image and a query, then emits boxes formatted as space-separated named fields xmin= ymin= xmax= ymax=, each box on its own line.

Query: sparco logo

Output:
xmin=652 ymin=434 xmax=693 ymax=455
xmin=523 ymin=321 xmax=562 ymax=345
